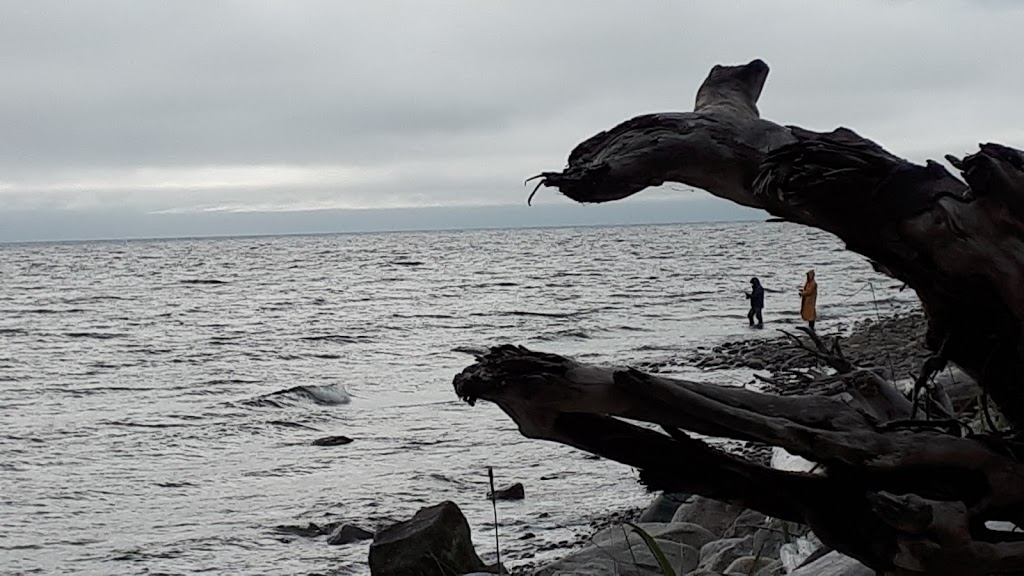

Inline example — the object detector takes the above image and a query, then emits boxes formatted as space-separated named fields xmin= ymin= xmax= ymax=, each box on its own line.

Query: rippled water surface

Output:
xmin=0 ymin=223 xmax=918 ymax=575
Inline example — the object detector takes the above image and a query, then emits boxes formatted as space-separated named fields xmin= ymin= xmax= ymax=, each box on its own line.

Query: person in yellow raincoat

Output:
xmin=799 ymin=270 xmax=817 ymax=330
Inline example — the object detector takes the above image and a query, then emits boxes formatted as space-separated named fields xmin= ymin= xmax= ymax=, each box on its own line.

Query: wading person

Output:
xmin=746 ymin=277 xmax=765 ymax=329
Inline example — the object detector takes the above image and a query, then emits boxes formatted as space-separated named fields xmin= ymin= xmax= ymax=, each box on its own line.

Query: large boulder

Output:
xmin=671 ymin=496 xmax=744 ymax=537
xmin=698 ymin=536 xmax=753 ymax=572
xmin=368 ymin=501 xmax=486 ymax=576
xmin=722 ymin=509 xmax=768 ymax=538
xmin=789 ymin=550 xmax=874 ymax=576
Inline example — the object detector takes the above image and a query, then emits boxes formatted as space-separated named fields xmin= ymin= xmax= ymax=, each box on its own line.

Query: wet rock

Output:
xmin=273 ymin=522 xmax=323 ymax=538
xmin=670 ymin=496 xmax=744 ymax=537
xmin=326 ymin=524 xmax=373 ymax=545
xmin=637 ymin=492 xmax=690 ymax=523
xmin=487 ymin=482 xmax=525 ymax=501
xmin=312 ymin=435 xmax=353 ymax=446
xmin=368 ymin=501 xmax=486 ymax=576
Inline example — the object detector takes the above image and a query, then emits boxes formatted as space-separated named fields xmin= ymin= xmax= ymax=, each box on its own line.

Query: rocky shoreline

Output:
xmin=688 ymin=312 xmax=928 ymax=381
xmin=362 ymin=310 xmax=936 ymax=575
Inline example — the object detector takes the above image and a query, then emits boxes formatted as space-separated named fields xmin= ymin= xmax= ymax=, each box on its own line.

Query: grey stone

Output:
xmin=637 ymin=492 xmax=690 ymax=523
xmin=723 ymin=509 xmax=768 ymax=538
xmin=670 ymin=497 xmax=745 ymax=537
xmin=789 ymin=550 xmax=874 ymax=576
xmin=368 ymin=501 xmax=485 ymax=576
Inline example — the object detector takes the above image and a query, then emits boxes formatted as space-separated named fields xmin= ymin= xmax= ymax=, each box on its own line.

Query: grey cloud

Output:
xmin=1 ymin=1 xmax=1023 ymax=239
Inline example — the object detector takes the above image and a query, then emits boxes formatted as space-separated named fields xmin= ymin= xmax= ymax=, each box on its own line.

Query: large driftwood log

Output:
xmin=529 ymin=59 xmax=1024 ymax=431
xmin=456 ymin=59 xmax=1024 ymax=574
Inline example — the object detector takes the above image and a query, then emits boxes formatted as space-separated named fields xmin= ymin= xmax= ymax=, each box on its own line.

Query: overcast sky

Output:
xmin=1 ymin=1 xmax=1023 ymax=241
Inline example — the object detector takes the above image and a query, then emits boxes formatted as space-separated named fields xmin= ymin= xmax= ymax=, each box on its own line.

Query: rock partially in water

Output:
xmin=487 ymin=482 xmax=525 ymax=501
xmin=312 ymin=435 xmax=353 ymax=446
xmin=273 ymin=522 xmax=324 ymax=538
xmin=637 ymin=492 xmax=689 ymax=523
xmin=326 ymin=524 xmax=373 ymax=545
xmin=368 ymin=501 xmax=486 ymax=576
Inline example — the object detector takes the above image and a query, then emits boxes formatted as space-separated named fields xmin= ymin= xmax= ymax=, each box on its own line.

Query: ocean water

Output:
xmin=0 ymin=222 xmax=918 ymax=575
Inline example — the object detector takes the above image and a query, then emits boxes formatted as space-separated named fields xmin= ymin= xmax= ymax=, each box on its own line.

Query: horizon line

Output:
xmin=0 ymin=217 xmax=774 ymax=246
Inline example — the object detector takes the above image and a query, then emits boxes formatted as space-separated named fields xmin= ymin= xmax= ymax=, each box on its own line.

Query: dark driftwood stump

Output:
xmin=456 ymin=59 xmax=1024 ymax=575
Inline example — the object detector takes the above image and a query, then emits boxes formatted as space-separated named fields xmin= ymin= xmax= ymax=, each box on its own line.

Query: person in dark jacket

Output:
xmin=746 ymin=277 xmax=765 ymax=329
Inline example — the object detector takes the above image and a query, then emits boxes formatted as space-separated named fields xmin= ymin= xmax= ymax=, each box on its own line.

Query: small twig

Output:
xmin=488 ymin=467 xmax=503 ymax=574
xmin=982 ymin=390 xmax=1000 ymax=433
xmin=868 ymin=281 xmax=899 ymax=380
xmin=910 ymin=337 xmax=950 ymax=420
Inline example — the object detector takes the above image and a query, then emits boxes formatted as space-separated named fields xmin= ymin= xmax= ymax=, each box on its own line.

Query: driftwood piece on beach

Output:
xmin=455 ymin=58 xmax=1024 ymax=574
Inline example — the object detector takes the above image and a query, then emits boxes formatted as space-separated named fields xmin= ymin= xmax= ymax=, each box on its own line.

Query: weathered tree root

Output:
xmin=454 ymin=346 xmax=1024 ymax=574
